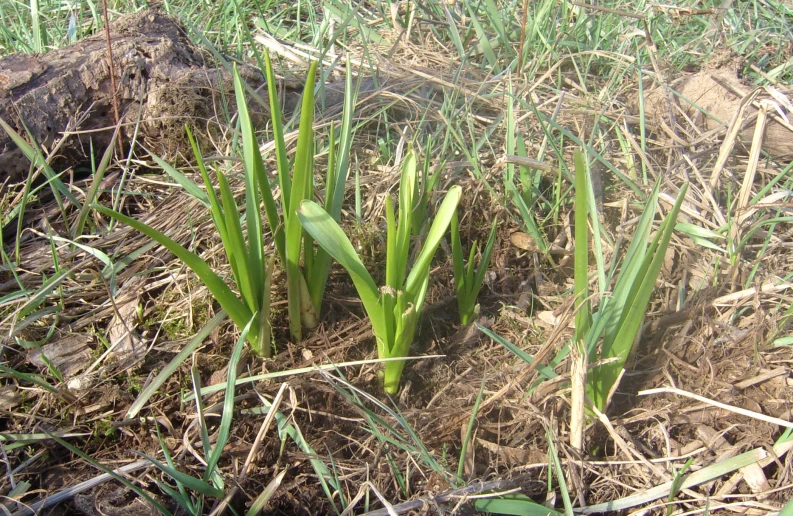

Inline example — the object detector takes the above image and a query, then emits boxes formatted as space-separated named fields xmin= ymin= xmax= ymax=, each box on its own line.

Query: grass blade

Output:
xmin=0 ymin=116 xmax=79 ymax=216
xmin=478 ymin=324 xmax=558 ymax=381
xmin=92 ymin=205 xmax=255 ymax=344
xmin=246 ymin=470 xmax=287 ymax=516
xmin=73 ymin=128 xmax=118 ymax=236
xmin=470 ymin=218 xmax=498 ymax=304
xmin=205 ymin=315 xmax=251 ymax=479
xmin=136 ymin=452 xmax=224 ymax=498
xmin=148 ymin=146 xmax=210 ymax=208
xmin=457 ymin=377 xmax=485 ymax=481
xmin=46 ymin=433 xmax=173 ymax=515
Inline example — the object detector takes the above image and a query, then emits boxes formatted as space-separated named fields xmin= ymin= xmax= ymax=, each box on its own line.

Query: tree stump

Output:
xmin=0 ymin=10 xmax=271 ymax=185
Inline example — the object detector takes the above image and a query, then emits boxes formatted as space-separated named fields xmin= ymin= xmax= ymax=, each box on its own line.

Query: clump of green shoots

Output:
xmin=94 ymin=51 xmax=356 ymax=354
xmin=451 ymin=211 xmax=497 ymax=326
xmin=298 ymin=149 xmax=461 ymax=394
xmin=581 ymin=162 xmax=689 ymax=410
xmin=244 ymin=51 xmax=355 ymax=343
xmin=482 ymin=149 xmax=688 ymax=415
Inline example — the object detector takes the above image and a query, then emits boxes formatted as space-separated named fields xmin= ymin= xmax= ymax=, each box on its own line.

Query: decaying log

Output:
xmin=0 ymin=10 xmax=291 ymax=185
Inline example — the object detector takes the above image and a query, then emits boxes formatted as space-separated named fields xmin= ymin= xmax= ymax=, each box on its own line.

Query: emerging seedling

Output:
xmin=482 ymin=149 xmax=688 ymax=415
xmin=410 ymin=137 xmax=443 ymax=236
xmin=298 ymin=149 xmax=461 ymax=394
xmin=255 ymin=52 xmax=357 ymax=342
xmin=451 ymin=211 xmax=497 ymax=326
xmin=95 ymin=52 xmax=357 ymax=351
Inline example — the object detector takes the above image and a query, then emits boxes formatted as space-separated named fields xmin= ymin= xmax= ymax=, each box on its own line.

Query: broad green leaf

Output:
xmin=405 ymin=185 xmax=462 ymax=306
xmin=329 ymin=61 xmax=356 ymax=216
xmin=395 ymin=150 xmax=417 ymax=288
xmin=297 ymin=201 xmax=384 ymax=338
xmin=474 ymin=494 xmax=561 ymax=515
xmin=675 ymin=222 xmax=724 ymax=241
xmin=385 ymin=194 xmax=399 ymax=292
xmin=186 ymin=127 xmax=240 ymax=288
xmin=464 ymin=1 xmax=498 ymax=69
xmin=154 ymin=481 xmax=195 ymax=515
xmin=92 ymin=205 xmax=255 ymax=344
xmin=383 ymin=305 xmax=418 ymax=394
xmin=574 ymin=149 xmax=591 ymax=340
xmin=306 ymin=63 xmax=358 ymax=309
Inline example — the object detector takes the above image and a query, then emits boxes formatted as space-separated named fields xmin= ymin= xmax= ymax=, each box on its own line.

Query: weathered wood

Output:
xmin=0 ymin=10 xmax=271 ymax=184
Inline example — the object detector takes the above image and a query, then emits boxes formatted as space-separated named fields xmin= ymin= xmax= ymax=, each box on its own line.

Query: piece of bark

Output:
xmin=28 ymin=333 xmax=92 ymax=378
xmin=106 ymin=276 xmax=144 ymax=370
xmin=0 ymin=10 xmax=272 ymax=185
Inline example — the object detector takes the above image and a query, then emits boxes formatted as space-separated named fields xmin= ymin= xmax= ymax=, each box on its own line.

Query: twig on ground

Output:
xmin=639 ymin=386 xmax=793 ymax=429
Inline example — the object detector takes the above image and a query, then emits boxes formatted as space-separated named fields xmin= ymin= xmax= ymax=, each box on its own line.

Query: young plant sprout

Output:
xmin=298 ymin=149 xmax=461 ymax=394
xmin=248 ymin=52 xmax=355 ymax=343
xmin=451 ymin=211 xmax=497 ymax=326
xmin=94 ymin=52 xmax=356 ymax=353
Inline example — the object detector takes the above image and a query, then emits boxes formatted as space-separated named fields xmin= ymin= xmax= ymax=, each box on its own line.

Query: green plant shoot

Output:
xmin=484 ymin=150 xmax=688 ymax=415
xmin=410 ymin=136 xmax=443 ymax=236
xmin=569 ymin=149 xmax=689 ymax=411
xmin=451 ymin=211 xmax=497 ymax=326
xmin=94 ymin=52 xmax=356 ymax=349
xmin=573 ymin=149 xmax=592 ymax=342
xmin=585 ymin=180 xmax=688 ymax=409
xmin=298 ymin=149 xmax=462 ymax=394
xmin=256 ymin=52 xmax=356 ymax=341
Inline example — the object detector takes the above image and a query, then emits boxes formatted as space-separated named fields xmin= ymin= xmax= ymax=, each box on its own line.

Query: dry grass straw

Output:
xmin=2 ymin=7 xmax=793 ymax=514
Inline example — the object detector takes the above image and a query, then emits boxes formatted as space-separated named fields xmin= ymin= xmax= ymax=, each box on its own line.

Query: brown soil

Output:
xmin=639 ymin=52 xmax=793 ymax=158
